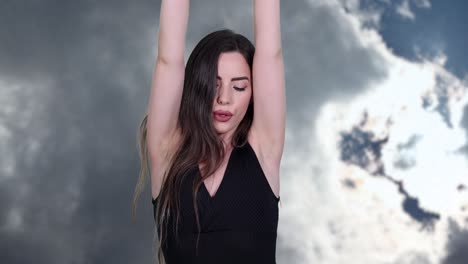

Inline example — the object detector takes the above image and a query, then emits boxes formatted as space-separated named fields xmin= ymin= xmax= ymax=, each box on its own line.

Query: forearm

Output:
xmin=254 ymin=0 xmax=282 ymax=57
xmin=157 ymin=0 xmax=190 ymax=65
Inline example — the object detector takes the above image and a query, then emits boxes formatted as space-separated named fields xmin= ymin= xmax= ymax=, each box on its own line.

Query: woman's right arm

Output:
xmin=147 ymin=0 xmax=189 ymax=162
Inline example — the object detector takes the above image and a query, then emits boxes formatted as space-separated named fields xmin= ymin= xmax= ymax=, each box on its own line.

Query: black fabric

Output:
xmin=151 ymin=141 xmax=280 ymax=264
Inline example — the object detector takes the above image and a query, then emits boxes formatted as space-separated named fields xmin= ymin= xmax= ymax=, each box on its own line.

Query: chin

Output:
xmin=214 ymin=127 xmax=227 ymax=134
xmin=214 ymin=123 xmax=232 ymax=134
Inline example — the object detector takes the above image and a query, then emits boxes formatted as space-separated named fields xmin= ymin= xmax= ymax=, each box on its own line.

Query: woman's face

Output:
xmin=212 ymin=51 xmax=252 ymax=139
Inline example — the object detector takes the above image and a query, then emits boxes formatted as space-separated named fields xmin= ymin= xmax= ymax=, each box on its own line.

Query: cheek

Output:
xmin=240 ymin=95 xmax=252 ymax=114
xmin=240 ymin=93 xmax=250 ymax=107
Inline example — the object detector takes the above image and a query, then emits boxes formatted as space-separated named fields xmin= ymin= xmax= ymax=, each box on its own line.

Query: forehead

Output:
xmin=217 ymin=52 xmax=250 ymax=77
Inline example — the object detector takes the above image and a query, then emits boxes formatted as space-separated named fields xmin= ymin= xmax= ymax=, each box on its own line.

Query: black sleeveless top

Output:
xmin=152 ymin=141 xmax=281 ymax=264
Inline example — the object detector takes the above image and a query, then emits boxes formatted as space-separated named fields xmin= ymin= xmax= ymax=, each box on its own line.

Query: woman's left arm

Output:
xmin=252 ymin=0 xmax=285 ymax=162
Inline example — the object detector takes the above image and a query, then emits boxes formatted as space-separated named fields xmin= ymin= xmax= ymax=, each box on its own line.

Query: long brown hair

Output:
xmin=132 ymin=29 xmax=255 ymax=263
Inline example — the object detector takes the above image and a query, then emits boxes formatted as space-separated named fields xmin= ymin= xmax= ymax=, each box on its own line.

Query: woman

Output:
xmin=133 ymin=0 xmax=285 ymax=263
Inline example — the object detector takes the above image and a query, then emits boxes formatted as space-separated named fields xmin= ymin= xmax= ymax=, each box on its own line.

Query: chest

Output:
xmin=199 ymin=141 xmax=279 ymax=200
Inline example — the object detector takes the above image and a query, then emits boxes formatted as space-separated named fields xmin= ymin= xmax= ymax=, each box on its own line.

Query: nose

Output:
xmin=216 ymin=84 xmax=231 ymax=105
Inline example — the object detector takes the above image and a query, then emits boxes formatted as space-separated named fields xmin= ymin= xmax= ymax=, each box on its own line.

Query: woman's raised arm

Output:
xmin=146 ymin=0 xmax=189 ymax=201
xmin=252 ymin=0 xmax=286 ymax=162
xmin=157 ymin=0 xmax=190 ymax=65
xmin=147 ymin=0 xmax=189 ymax=161
xmin=254 ymin=0 xmax=282 ymax=56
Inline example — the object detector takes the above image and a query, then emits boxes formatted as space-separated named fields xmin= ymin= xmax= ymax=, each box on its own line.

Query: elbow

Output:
xmin=156 ymin=54 xmax=185 ymax=67
xmin=273 ymin=48 xmax=283 ymax=60
xmin=255 ymin=46 xmax=283 ymax=60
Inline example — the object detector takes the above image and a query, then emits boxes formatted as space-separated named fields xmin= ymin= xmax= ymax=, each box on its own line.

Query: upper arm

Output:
xmin=251 ymin=53 xmax=286 ymax=163
xmin=252 ymin=0 xmax=285 ymax=163
xmin=147 ymin=60 xmax=184 ymax=199
xmin=147 ymin=60 xmax=185 ymax=163
xmin=147 ymin=0 xmax=189 ymax=158
xmin=148 ymin=0 xmax=189 ymax=197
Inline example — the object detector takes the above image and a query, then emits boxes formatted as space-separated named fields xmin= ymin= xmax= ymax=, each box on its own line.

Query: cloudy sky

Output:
xmin=1 ymin=0 xmax=468 ymax=263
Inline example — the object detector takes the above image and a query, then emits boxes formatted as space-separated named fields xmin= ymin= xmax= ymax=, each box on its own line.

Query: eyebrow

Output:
xmin=216 ymin=76 xmax=250 ymax=82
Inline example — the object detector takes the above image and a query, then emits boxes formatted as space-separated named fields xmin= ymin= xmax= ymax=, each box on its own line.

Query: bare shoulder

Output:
xmin=151 ymin=127 xmax=183 ymax=200
xmin=247 ymin=127 xmax=281 ymax=199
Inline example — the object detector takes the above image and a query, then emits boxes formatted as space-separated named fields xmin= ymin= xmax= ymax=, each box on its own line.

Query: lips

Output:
xmin=213 ymin=110 xmax=233 ymax=122
xmin=213 ymin=110 xmax=232 ymax=116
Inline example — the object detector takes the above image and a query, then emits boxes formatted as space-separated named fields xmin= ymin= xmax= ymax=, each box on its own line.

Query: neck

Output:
xmin=217 ymin=129 xmax=236 ymax=149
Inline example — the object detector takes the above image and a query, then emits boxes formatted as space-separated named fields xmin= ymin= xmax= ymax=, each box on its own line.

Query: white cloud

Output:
xmin=396 ymin=0 xmax=432 ymax=20
xmin=337 ymin=0 xmax=387 ymax=28
xmin=276 ymin=0 xmax=468 ymax=263
xmin=414 ymin=0 xmax=431 ymax=8
xmin=396 ymin=0 xmax=416 ymax=20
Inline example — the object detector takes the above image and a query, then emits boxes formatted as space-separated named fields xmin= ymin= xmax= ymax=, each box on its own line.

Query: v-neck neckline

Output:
xmin=199 ymin=145 xmax=237 ymax=200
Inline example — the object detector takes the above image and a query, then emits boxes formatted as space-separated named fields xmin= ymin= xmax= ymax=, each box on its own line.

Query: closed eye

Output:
xmin=234 ymin=86 xmax=247 ymax=91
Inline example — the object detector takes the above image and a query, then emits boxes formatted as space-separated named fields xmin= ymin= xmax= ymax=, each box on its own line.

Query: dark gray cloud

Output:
xmin=393 ymin=134 xmax=421 ymax=170
xmin=377 ymin=0 xmax=468 ymax=79
xmin=428 ymin=75 xmax=457 ymax=129
xmin=442 ymin=219 xmax=468 ymax=264
xmin=458 ymin=104 xmax=468 ymax=155
xmin=280 ymin=0 xmax=388 ymax=154
xmin=0 ymin=0 xmax=160 ymax=263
